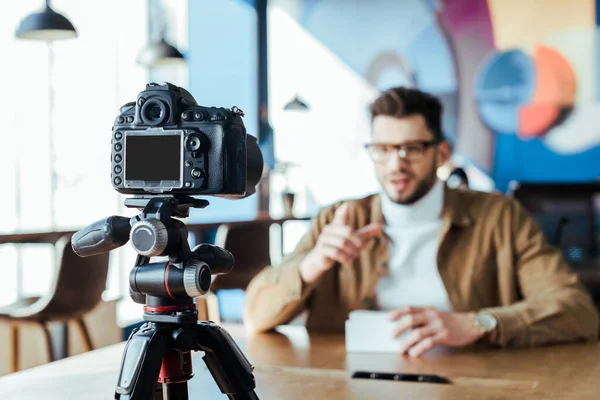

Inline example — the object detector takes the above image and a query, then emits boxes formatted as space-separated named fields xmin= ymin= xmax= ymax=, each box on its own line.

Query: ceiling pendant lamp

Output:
xmin=283 ymin=95 xmax=309 ymax=111
xmin=137 ymin=33 xmax=186 ymax=67
xmin=15 ymin=0 xmax=77 ymax=41
xmin=137 ymin=0 xmax=185 ymax=68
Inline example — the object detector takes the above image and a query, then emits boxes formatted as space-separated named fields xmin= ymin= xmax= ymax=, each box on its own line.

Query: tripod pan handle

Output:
xmin=192 ymin=244 xmax=235 ymax=276
xmin=72 ymin=216 xmax=131 ymax=257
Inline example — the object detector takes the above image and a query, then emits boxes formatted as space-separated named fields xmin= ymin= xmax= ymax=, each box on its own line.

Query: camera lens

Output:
xmin=245 ymin=135 xmax=264 ymax=195
xmin=141 ymin=99 xmax=169 ymax=126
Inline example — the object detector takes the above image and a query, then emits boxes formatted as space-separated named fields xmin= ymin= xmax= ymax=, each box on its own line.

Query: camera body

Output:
xmin=111 ymin=82 xmax=261 ymax=197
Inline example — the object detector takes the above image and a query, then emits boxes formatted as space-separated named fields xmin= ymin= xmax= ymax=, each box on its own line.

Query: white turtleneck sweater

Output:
xmin=375 ymin=179 xmax=451 ymax=311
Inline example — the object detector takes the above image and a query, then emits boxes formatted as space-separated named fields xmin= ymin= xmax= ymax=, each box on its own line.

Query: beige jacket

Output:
xmin=244 ymin=187 xmax=599 ymax=347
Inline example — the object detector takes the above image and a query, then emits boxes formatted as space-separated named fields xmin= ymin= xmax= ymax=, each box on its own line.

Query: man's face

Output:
xmin=370 ymin=114 xmax=450 ymax=205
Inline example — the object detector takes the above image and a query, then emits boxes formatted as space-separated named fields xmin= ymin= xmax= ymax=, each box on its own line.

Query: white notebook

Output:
xmin=345 ymin=310 xmax=410 ymax=353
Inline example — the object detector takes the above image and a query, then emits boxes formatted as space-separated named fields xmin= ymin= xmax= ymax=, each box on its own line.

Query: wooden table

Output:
xmin=1 ymin=324 xmax=598 ymax=399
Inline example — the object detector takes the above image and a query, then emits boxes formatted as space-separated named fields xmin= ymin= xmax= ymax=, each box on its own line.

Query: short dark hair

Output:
xmin=369 ymin=87 xmax=444 ymax=141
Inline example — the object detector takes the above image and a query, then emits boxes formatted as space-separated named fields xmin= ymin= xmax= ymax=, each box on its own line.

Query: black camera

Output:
xmin=111 ymin=82 xmax=263 ymax=197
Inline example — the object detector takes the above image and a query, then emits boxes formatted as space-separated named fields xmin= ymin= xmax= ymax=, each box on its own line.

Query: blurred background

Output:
xmin=1 ymin=0 xmax=600 ymax=376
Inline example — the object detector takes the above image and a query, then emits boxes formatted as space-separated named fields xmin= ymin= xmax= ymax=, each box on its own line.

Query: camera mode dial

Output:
xmin=130 ymin=219 xmax=168 ymax=257
xmin=182 ymin=260 xmax=212 ymax=297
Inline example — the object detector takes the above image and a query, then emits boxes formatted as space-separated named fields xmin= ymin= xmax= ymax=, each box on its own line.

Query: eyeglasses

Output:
xmin=364 ymin=140 xmax=440 ymax=163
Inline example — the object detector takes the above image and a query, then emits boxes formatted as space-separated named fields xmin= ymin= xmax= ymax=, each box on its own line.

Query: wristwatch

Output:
xmin=473 ymin=311 xmax=498 ymax=334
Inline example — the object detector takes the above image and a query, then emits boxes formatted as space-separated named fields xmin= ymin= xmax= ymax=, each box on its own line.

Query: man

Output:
xmin=244 ymin=87 xmax=599 ymax=357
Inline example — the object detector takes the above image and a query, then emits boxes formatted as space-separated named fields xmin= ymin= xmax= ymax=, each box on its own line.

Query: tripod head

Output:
xmin=73 ymin=195 xmax=209 ymax=257
xmin=72 ymin=195 xmax=234 ymax=307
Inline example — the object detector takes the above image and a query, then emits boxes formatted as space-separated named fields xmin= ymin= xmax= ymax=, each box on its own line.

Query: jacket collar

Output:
xmin=442 ymin=186 xmax=474 ymax=228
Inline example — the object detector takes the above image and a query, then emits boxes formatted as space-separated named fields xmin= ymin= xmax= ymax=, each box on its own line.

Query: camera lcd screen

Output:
xmin=125 ymin=134 xmax=181 ymax=181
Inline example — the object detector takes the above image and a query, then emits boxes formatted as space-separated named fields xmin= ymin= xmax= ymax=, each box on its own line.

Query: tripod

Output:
xmin=72 ymin=195 xmax=258 ymax=400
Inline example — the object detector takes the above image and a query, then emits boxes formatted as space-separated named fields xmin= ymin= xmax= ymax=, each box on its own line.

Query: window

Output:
xmin=0 ymin=0 xmax=149 ymax=311
xmin=267 ymin=3 xmax=381 ymax=218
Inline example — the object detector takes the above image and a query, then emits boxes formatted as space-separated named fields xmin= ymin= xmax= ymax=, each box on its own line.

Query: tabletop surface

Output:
xmin=1 ymin=323 xmax=598 ymax=399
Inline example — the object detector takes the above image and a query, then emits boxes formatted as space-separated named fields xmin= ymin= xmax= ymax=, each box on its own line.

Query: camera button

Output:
xmin=114 ymin=143 xmax=123 ymax=151
xmin=114 ymin=177 xmax=122 ymax=185
xmin=210 ymin=113 xmax=225 ymax=121
xmin=185 ymin=161 xmax=192 ymax=168
xmin=185 ymin=135 xmax=202 ymax=152
xmin=114 ymin=154 xmax=122 ymax=162
xmin=194 ymin=112 xmax=204 ymax=121
xmin=182 ymin=112 xmax=190 ymax=121
xmin=185 ymin=182 xmax=192 ymax=188
xmin=114 ymin=165 xmax=122 ymax=174
xmin=114 ymin=131 xmax=123 ymax=140
xmin=126 ymin=116 xmax=134 ymax=123
xmin=118 ymin=117 xmax=125 ymax=124
xmin=190 ymin=168 xmax=204 ymax=179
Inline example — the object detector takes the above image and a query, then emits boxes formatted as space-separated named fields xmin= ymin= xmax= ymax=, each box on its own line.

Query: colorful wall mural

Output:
xmin=276 ymin=0 xmax=600 ymax=194
xmin=483 ymin=0 xmax=600 ymax=191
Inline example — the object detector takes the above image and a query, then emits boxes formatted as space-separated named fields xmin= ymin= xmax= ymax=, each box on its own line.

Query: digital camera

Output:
xmin=111 ymin=82 xmax=263 ymax=197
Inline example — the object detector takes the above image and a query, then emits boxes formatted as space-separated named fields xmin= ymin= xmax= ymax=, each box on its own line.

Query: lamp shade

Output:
xmin=137 ymin=37 xmax=186 ymax=68
xmin=283 ymin=95 xmax=309 ymax=111
xmin=15 ymin=3 xmax=77 ymax=41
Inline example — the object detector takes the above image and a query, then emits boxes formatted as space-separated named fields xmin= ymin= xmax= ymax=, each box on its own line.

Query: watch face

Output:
xmin=477 ymin=312 xmax=498 ymax=331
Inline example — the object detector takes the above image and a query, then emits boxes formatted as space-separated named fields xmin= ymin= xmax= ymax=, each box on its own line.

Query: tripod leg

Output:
xmin=195 ymin=322 xmax=259 ymax=400
xmin=163 ymin=382 xmax=189 ymax=399
xmin=115 ymin=324 xmax=168 ymax=400
xmin=154 ymin=383 xmax=164 ymax=400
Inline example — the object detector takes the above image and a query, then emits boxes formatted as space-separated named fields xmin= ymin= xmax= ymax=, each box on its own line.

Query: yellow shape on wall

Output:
xmin=487 ymin=0 xmax=594 ymax=51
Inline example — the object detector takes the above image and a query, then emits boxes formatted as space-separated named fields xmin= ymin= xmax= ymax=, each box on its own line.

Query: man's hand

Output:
xmin=299 ymin=203 xmax=382 ymax=284
xmin=389 ymin=307 xmax=485 ymax=358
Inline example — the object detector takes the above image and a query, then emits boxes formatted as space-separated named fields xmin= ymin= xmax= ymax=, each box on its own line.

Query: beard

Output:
xmin=382 ymin=163 xmax=439 ymax=205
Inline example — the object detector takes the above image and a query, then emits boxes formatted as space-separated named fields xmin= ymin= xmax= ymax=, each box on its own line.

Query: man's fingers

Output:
xmin=333 ymin=203 xmax=350 ymax=225
xmin=397 ymin=325 xmax=436 ymax=355
xmin=407 ymin=332 xmax=445 ymax=358
xmin=321 ymin=244 xmax=353 ymax=265
xmin=393 ymin=312 xmax=429 ymax=338
xmin=324 ymin=223 xmax=382 ymax=250
xmin=389 ymin=306 xmax=426 ymax=321
xmin=356 ymin=223 xmax=384 ymax=241
xmin=322 ymin=225 xmax=362 ymax=248
xmin=319 ymin=235 xmax=360 ymax=258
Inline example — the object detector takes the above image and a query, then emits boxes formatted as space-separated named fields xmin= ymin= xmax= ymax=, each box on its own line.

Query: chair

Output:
xmin=509 ymin=182 xmax=600 ymax=264
xmin=509 ymin=181 xmax=600 ymax=314
xmin=211 ymin=221 xmax=273 ymax=291
xmin=0 ymin=235 xmax=110 ymax=372
xmin=204 ymin=221 xmax=273 ymax=321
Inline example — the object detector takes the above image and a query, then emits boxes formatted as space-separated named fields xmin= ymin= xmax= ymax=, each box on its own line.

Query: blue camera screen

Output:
xmin=125 ymin=135 xmax=180 ymax=181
